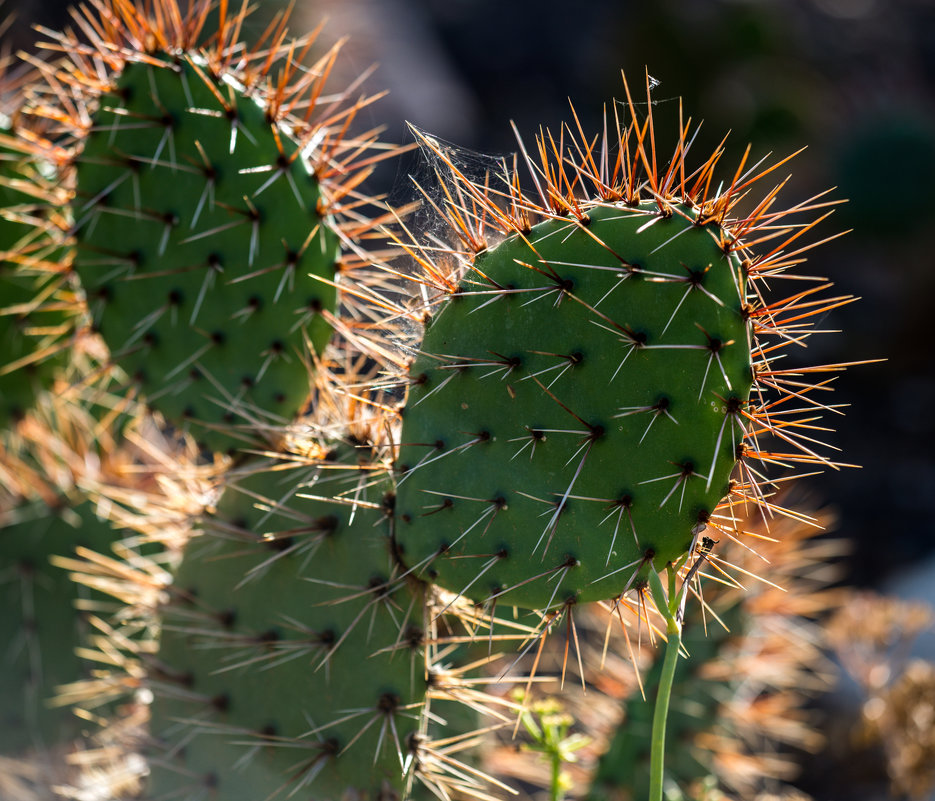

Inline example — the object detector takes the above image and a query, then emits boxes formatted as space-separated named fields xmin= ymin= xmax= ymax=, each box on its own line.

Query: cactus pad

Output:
xmin=0 ymin=501 xmax=117 ymax=754
xmin=73 ymin=57 xmax=339 ymax=452
xmin=395 ymin=202 xmax=751 ymax=609
xmin=149 ymin=448 xmax=426 ymax=799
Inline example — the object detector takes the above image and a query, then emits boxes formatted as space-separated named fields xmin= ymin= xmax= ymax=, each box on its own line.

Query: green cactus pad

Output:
xmin=0 ymin=501 xmax=118 ymax=754
xmin=1 ymin=143 xmax=73 ymax=428
xmin=394 ymin=202 xmax=751 ymax=609
xmin=0 ymin=269 xmax=66 ymax=427
xmin=73 ymin=57 xmax=339 ymax=453
xmin=149 ymin=448 xmax=426 ymax=800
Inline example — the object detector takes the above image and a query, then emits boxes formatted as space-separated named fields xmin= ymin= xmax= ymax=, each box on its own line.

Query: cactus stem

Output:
xmin=649 ymin=611 xmax=683 ymax=801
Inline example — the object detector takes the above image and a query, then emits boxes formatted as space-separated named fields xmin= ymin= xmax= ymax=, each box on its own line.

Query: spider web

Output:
xmin=382 ymin=77 xmax=688 ymax=362
xmin=396 ymin=73 xmax=671 ymax=246
xmin=396 ymin=123 xmax=516 ymax=247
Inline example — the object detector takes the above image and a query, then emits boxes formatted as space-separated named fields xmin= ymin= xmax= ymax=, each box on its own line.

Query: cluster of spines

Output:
xmin=0 ymin=106 xmax=82 ymax=430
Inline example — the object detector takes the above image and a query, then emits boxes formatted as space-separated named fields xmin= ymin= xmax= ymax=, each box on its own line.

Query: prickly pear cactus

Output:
xmin=0 ymin=500 xmax=118 ymax=754
xmin=20 ymin=0 xmax=385 ymax=453
xmin=149 ymin=446 xmax=426 ymax=799
xmin=395 ymin=201 xmax=751 ymax=609
xmin=392 ymin=78 xmax=848 ymax=612
xmin=70 ymin=52 xmax=338 ymax=452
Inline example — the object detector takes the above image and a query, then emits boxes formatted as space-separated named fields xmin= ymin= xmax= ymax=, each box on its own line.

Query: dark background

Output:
xmin=6 ymin=1 xmax=935 ymax=798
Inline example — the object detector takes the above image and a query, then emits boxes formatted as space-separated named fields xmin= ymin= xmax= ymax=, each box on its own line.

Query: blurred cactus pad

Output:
xmin=0 ymin=500 xmax=118 ymax=754
xmin=392 ymin=81 xmax=853 ymax=610
xmin=0 ymin=130 xmax=76 ymax=428
xmin=149 ymin=445 xmax=427 ymax=799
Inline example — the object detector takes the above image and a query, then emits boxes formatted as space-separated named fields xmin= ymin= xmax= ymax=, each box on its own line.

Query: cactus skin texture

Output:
xmin=72 ymin=55 xmax=338 ymax=453
xmin=395 ymin=201 xmax=750 ymax=610
xmin=149 ymin=447 xmax=426 ymax=800
xmin=0 ymin=501 xmax=116 ymax=755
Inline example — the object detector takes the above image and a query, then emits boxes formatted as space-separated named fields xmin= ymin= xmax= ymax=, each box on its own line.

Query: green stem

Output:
xmin=649 ymin=618 xmax=683 ymax=801
xmin=551 ymin=750 xmax=563 ymax=801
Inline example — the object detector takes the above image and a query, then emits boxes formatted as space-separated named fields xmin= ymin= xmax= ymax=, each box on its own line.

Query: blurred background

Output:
xmin=6 ymin=0 xmax=935 ymax=798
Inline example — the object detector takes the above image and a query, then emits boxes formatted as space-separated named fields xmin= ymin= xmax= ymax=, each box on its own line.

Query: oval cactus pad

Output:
xmin=395 ymin=202 xmax=752 ymax=609
xmin=150 ymin=450 xmax=424 ymax=798
xmin=74 ymin=57 xmax=339 ymax=452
